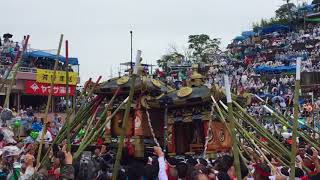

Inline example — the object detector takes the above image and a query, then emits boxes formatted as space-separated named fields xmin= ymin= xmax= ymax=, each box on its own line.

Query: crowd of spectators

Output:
xmin=229 ymin=24 xmax=320 ymax=72
xmin=0 ymin=34 xmax=22 ymax=78
xmin=3 ymin=4 xmax=320 ymax=180
xmin=206 ymin=23 xmax=320 ymax=129
xmin=0 ymin=34 xmax=74 ymax=79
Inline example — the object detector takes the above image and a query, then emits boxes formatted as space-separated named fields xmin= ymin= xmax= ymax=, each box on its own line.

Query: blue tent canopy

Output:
xmin=241 ymin=31 xmax=256 ymax=37
xmin=261 ymin=24 xmax=289 ymax=35
xmin=233 ymin=36 xmax=246 ymax=41
xmin=280 ymin=55 xmax=308 ymax=61
xmin=25 ymin=50 xmax=79 ymax=65
xmin=255 ymin=65 xmax=296 ymax=73
xmin=298 ymin=4 xmax=314 ymax=11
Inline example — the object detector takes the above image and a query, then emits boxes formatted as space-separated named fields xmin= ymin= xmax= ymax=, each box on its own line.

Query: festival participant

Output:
xmin=154 ymin=146 xmax=168 ymax=180
xmin=189 ymin=169 xmax=210 ymax=180
xmin=19 ymin=153 xmax=35 ymax=179
xmin=36 ymin=123 xmax=53 ymax=143
xmin=48 ymin=121 xmax=59 ymax=139
xmin=2 ymin=145 xmax=22 ymax=180
xmin=252 ymin=163 xmax=271 ymax=180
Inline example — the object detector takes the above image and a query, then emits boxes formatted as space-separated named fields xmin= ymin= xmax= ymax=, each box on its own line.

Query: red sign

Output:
xmin=25 ymin=80 xmax=76 ymax=96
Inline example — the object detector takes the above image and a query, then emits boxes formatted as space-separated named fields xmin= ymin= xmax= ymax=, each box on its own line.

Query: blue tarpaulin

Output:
xmin=25 ymin=50 xmax=79 ymax=65
xmin=261 ymin=24 xmax=289 ymax=35
xmin=233 ymin=36 xmax=247 ymax=41
xmin=241 ymin=31 xmax=256 ymax=37
xmin=298 ymin=4 xmax=314 ymax=11
xmin=255 ymin=65 xmax=296 ymax=73
xmin=280 ymin=55 xmax=308 ymax=61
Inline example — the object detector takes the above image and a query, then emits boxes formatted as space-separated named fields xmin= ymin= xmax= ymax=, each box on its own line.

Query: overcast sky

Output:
xmin=1 ymin=0 xmax=312 ymax=84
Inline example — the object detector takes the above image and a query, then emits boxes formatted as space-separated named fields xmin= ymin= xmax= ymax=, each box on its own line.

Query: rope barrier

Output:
xmin=145 ymin=109 xmax=160 ymax=147
xmin=203 ymin=104 xmax=215 ymax=157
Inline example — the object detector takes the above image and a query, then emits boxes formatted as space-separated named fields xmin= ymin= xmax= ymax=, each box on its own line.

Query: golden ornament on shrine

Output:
xmin=151 ymin=79 xmax=162 ymax=88
xmin=116 ymin=76 xmax=129 ymax=85
xmin=177 ymin=87 xmax=193 ymax=97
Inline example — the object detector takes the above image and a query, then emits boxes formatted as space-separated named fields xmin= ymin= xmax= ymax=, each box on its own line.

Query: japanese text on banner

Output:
xmin=36 ymin=68 xmax=78 ymax=85
xmin=25 ymin=80 xmax=75 ymax=96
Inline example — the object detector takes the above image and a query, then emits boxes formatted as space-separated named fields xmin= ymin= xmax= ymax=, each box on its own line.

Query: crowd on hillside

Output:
xmin=228 ymin=24 xmax=320 ymax=72
xmin=207 ymin=23 xmax=320 ymax=129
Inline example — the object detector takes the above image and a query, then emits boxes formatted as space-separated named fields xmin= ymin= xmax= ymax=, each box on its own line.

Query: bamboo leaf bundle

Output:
xmin=73 ymin=97 xmax=129 ymax=160
xmin=53 ymin=76 xmax=103 ymax=144
xmin=224 ymin=75 xmax=242 ymax=180
xmin=83 ymin=87 xmax=120 ymax=141
xmin=55 ymin=95 xmax=104 ymax=144
xmin=38 ymin=78 xmax=93 ymax=167
xmin=39 ymin=91 xmax=104 ymax=167
xmin=218 ymin=100 xmax=290 ymax=163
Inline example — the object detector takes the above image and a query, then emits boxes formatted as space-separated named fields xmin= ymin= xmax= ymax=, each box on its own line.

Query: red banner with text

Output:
xmin=25 ymin=80 xmax=76 ymax=96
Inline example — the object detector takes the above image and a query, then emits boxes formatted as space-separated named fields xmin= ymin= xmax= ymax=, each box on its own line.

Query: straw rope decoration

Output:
xmin=145 ymin=108 xmax=160 ymax=147
xmin=203 ymin=104 xmax=215 ymax=157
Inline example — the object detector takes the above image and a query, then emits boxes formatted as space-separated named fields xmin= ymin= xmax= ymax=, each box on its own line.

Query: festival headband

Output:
xmin=253 ymin=164 xmax=271 ymax=177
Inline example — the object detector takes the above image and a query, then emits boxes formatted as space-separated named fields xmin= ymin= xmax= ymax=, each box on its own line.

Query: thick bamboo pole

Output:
xmin=221 ymin=95 xmax=292 ymax=166
xmin=219 ymin=96 xmax=286 ymax=173
xmin=224 ymin=75 xmax=242 ymax=180
xmin=3 ymin=35 xmax=30 ymax=108
xmin=112 ymin=50 xmax=142 ymax=179
xmin=216 ymin=95 xmax=294 ymax=170
xmin=290 ymin=58 xmax=301 ymax=180
xmin=212 ymin=96 xmax=253 ymax=167
xmin=36 ymin=34 xmax=64 ymax=167
xmin=232 ymin=101 xmax=290 ymax=155
xmin=237 ymin=120 xmax=288 ymax=174
xmin=65 ymin=40 xmax=71 ymax=151
xmin=221 ymin=100 xmax=292 ymax=169
xmin=262 ymin=104 xmax=320 ymax=148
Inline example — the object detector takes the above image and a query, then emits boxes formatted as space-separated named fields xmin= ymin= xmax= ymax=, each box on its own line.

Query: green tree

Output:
xmin=188 ymin=34 xmax=221 ymax=63
xmin=275 ymin=2 xmax=296 ymax=20
xmin=156 ymin=52 xmax=184 ymax=72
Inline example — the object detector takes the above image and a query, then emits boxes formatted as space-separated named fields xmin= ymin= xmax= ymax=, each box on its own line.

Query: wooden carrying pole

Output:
xmin=36 ymin=34 xmax=64 ymax=167
xmin=224 ymin=75 xmax=242 ymax=180
xmin=3 ymin=35 xmax=30 ymax=108
xmin=290 ymin=58 xmax=301 ymax=179
xmin=65 ymin=40 xmax=71 ymax=151
xmin=112 ymin=50 xmax=142 ymax=180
